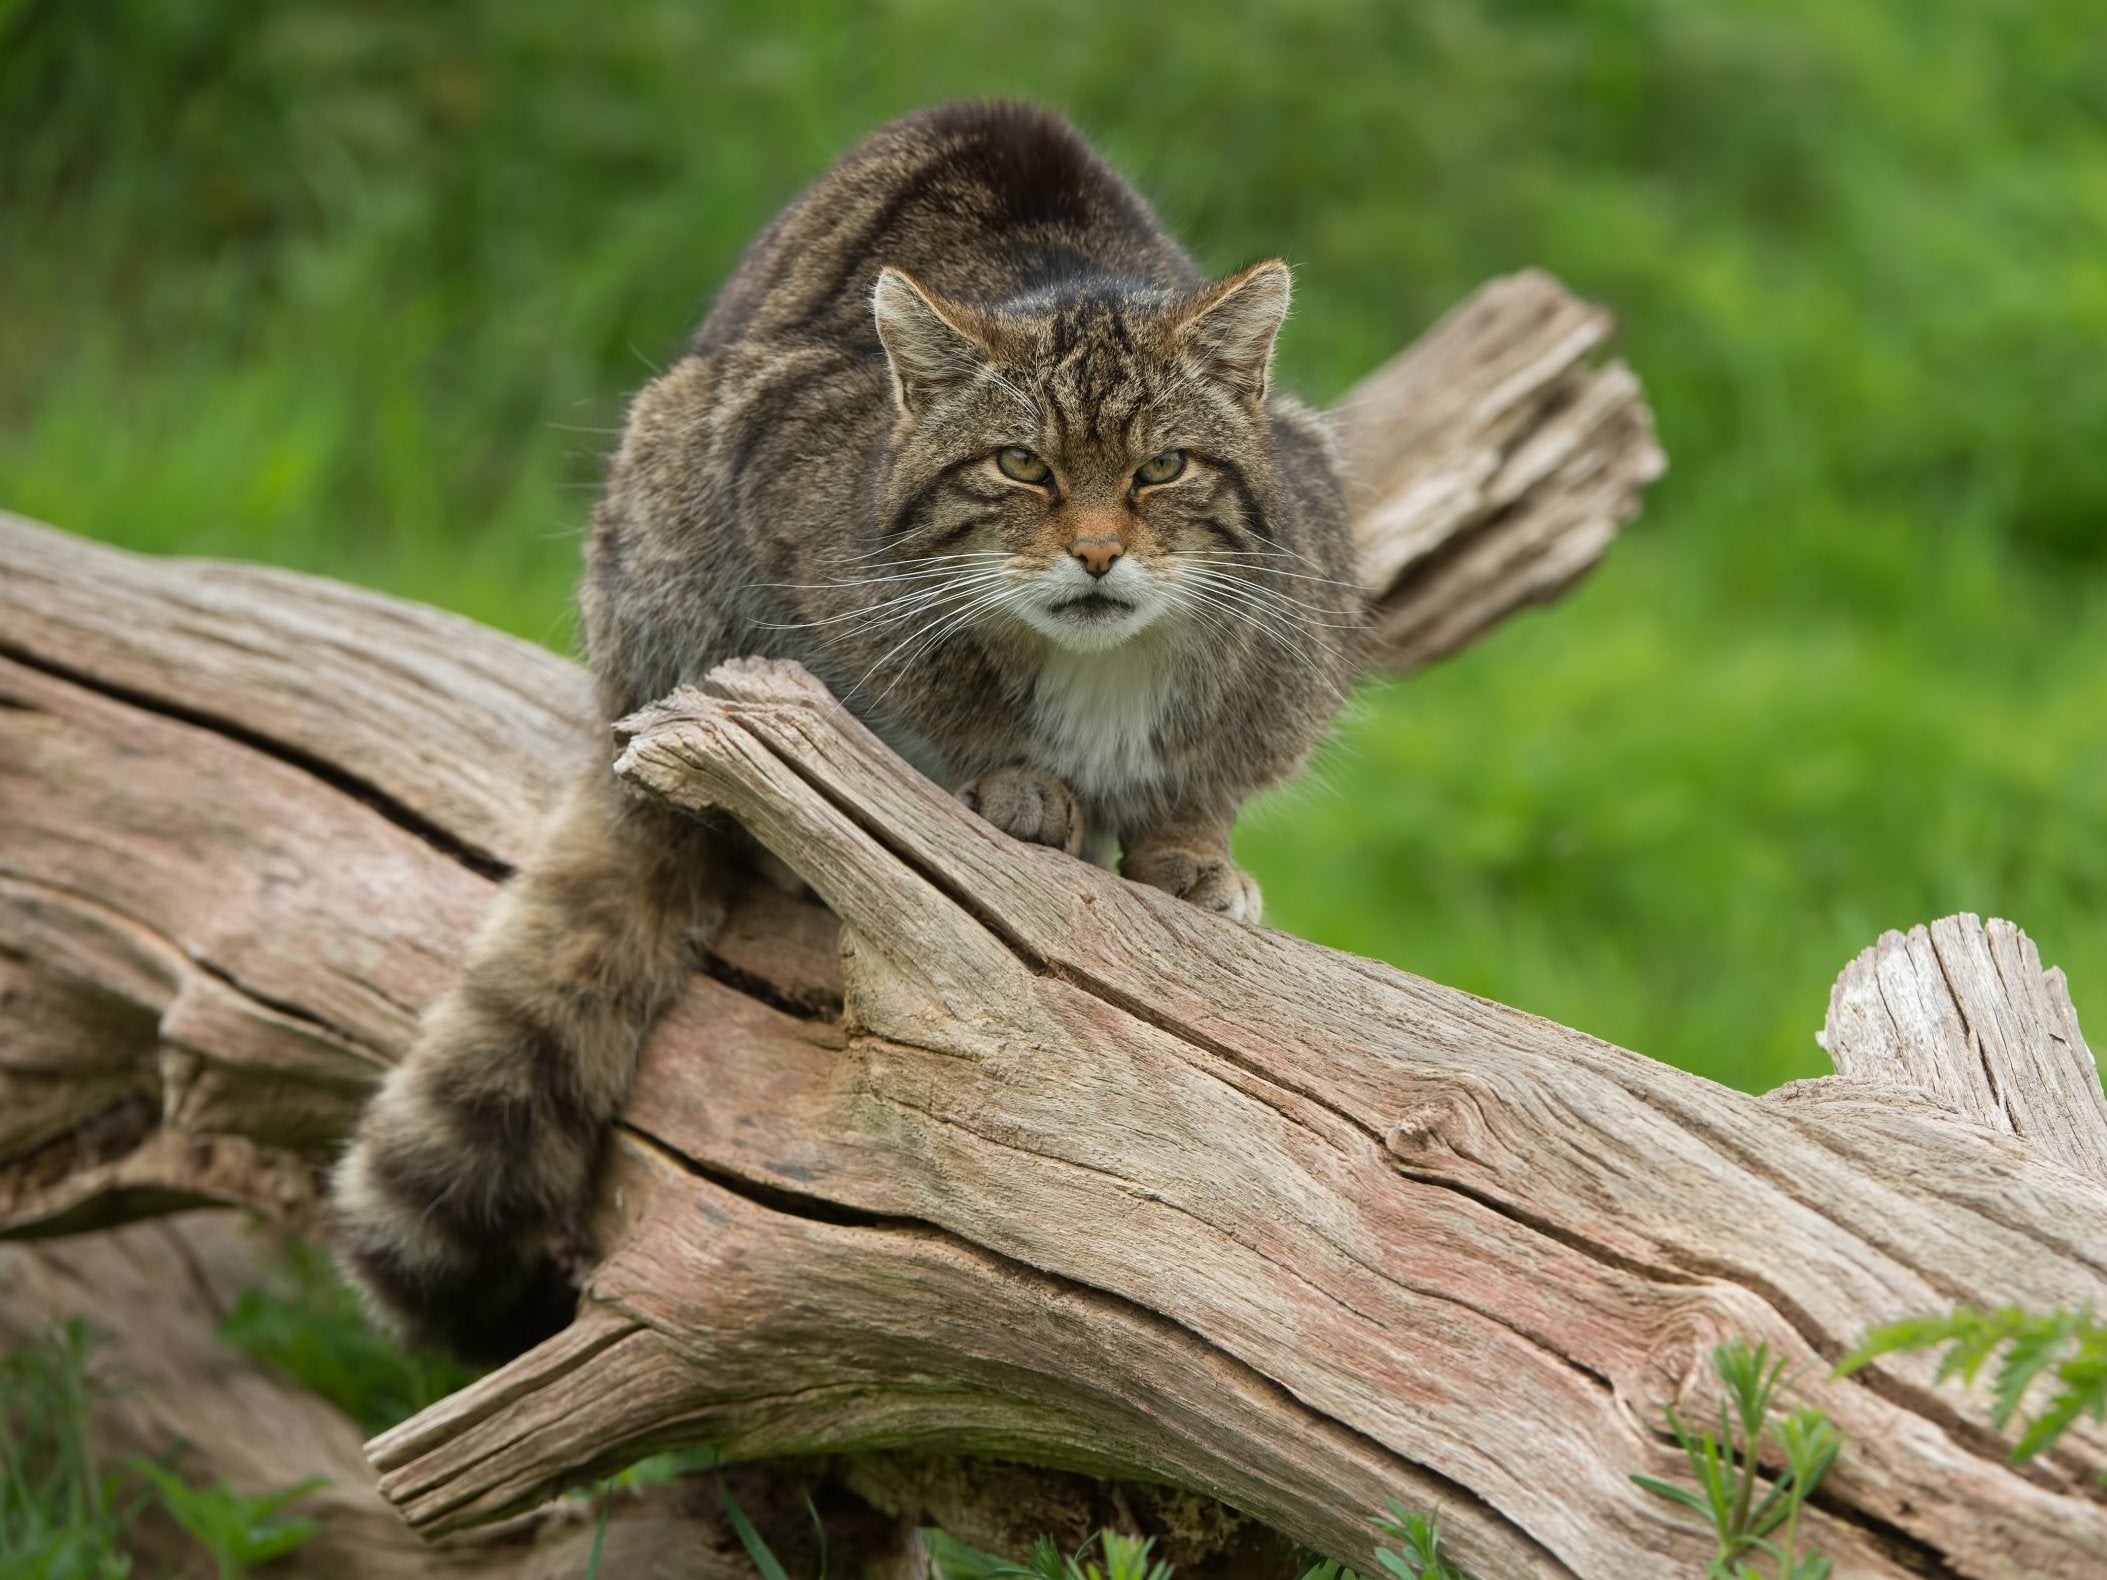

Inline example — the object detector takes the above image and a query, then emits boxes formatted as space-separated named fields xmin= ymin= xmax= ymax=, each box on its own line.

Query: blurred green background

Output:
xmin=5 ymin=0 xmax=2103 ymax=1093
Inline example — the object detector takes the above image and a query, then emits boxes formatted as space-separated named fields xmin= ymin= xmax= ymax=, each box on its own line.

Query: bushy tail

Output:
xmin=332 ymin=769 xmax=729 ymax=1363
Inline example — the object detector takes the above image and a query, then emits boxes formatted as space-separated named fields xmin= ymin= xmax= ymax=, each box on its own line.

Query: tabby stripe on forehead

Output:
xmin=1091 ymin=386 xmax=1139 ymax=445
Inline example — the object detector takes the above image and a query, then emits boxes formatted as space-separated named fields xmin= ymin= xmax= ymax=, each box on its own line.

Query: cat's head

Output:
xmin=870 ymin=260 xmax=1297 ymax=655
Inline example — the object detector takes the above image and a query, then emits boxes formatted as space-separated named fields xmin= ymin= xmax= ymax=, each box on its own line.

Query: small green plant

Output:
xmin=931 ymin=1501 xmax=1471 ymax=1580
xmin=959 ymin=1530 xmax=1173 ymax=1580
xmin=924 ymin=1529 xmax=1027 ymax=1578
xmin=579 ymin=1447 xmax=729 ymax=1579
xmin=123 ymin=1459 xmax=324 ymax=1580
xmin=1838 ymin=1305 xmax=2107 ymax=1470
xmin=1632 ymin=1340 xmax=1840 ymax=1580
xmin=1298 ymin=1501 xmax=1472 ymax=1580
xmin=926 ymin=1529 xmax=1173 ymax=1580
xmin=718 ymin=1475 xmax=805 ymax=1580
xmin=217 ymin=1229 xmax=476 ymax=1436
xmin=582 ymin=1465 xmax=830 ymax=1580
xmin=0 ymin=1318 xmax=136 ymax=1579
xmin=1370 ymin=1501 xmax=1470 ymax=1579
xmin=1 ymin=1318 xmax=323 ymax=1579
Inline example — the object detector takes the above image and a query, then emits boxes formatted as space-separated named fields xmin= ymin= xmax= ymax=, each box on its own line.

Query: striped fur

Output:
xmin=333 ymin=101 xmax=1364 ymax=1360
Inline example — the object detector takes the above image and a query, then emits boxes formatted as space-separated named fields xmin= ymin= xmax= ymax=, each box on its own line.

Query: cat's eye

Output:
xmin=996 ymin=447 xmax=1053 ymax=485
xmin=1134 ymin=450 xmax=1186 ymax=487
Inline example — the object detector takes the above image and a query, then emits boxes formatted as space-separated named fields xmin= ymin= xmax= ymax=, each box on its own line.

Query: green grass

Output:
xmin=1 ymin=1320 xmax=133 ymax=1579
xmin=0 ymin=1318 xmax=323 ymax=1579
xmin=5 ymin=0 xmax=2105 ymax=1092
xmin=215 ymin=1231 xmax=475 ymax=1438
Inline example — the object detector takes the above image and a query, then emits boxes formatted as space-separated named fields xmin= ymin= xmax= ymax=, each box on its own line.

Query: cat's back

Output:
xmin=695 ymin=101 xmax=1203 ymax=354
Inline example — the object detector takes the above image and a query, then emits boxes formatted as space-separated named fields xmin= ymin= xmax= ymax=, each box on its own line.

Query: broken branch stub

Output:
xmin=1336 ymin=269 xmax=1665 ymax=673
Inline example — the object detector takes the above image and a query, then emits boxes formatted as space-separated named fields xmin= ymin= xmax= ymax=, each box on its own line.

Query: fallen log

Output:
xmin=12 ymin=273 xmax=2106 ymax=1577
xmin=372 ymin=666 xmax=2106 ymax=1579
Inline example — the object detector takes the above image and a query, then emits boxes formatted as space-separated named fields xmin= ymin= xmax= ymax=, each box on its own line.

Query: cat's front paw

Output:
xmin=957 ymin=765 xmax=1086 ymax=857
xmin=1121 ymin=844 xmax=1263 ymax=924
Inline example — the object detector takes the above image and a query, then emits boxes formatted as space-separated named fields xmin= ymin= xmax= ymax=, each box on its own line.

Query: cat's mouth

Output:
xmin=1049 ymin=593 xmax=1134 ymax=622
xmin=1024 ymin=576 xmax=1162 ymax=651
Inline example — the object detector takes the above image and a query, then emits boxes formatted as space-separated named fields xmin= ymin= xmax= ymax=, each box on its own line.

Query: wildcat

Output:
xmin=333 ymin=101 xmax=1366 ymax=1361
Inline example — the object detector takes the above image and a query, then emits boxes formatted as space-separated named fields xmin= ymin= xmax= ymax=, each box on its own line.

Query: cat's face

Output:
xmin=872 ymin=262 xmax=1293 ymax=656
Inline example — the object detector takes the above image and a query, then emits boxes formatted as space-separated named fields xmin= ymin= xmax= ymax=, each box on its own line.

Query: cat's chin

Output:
xmin=1019 ymin=593 xmax=1164 ymax=654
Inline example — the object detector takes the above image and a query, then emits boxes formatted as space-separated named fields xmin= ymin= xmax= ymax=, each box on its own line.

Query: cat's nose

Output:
xmin=1070 ymin=536 xmax=1124 ymax=577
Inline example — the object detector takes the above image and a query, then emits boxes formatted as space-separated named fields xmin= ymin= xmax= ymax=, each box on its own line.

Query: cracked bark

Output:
xmin=7 ymin=272 xmax=2105 ymax=1576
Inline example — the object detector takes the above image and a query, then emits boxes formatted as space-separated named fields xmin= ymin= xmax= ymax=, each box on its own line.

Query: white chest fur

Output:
xmin=1028 ymin=647 xmax=1170 ymax=803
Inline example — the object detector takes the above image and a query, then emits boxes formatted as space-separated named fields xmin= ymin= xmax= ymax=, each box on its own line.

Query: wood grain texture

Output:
xmin=9 ymin=274 xmax=2105 ymax=1575
xmin=536 ymin=663 xmax=2099 ymax=1579
xmin=1794 ymin=915 xmax=2107 ymax=1186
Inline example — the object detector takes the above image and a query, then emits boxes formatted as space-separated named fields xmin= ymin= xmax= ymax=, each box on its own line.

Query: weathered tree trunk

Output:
xmin=8 ymin=273 xmax=2106 ymax=1578
xmin=395 ymin=668 xmax=2106 ymax=1579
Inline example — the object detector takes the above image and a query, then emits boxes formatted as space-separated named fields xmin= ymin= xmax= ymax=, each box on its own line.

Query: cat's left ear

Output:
xmin=873 ymin=267 xmax=995 ymax=417
xmin=1177 ymin=259 xmax=1292 ymax=404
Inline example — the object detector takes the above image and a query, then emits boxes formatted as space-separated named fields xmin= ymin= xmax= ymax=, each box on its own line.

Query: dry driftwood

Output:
xmin=11 ymin=271 xmax=2107 ymax=1576
xmin=1337 ymin=270 xmax=1662 ymax=670
xmin=375 ymin=667 xmax=2107 ymax=1580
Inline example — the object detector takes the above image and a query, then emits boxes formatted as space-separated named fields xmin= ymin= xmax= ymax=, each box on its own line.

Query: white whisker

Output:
xmin=1183 ymin=549 xmax=1365 ymax=591
xmin=1165 ymin=577 xmax=1342 ymax=692
xmin=869 ymin=586 xmax=1020 ymax=705
xmin=754 ymin=552 xmax=1015 ymax=592
xmin=754 ymin=569 xmax=1015 ymax=635
xmin=843 ymin=581 xmax=1019 ymax=707
xmin=1177 ymin=566 xmax=1366 ymax=629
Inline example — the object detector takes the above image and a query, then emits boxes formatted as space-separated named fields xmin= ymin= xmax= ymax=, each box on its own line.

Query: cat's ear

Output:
xmin=1177 ymin=259 xmax=1292 ymax=404
xmin=873 ymin=268 xmax=993 ymax=416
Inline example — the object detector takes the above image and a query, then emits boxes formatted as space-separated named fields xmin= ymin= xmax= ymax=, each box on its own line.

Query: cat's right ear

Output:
xmin=1176 ymin=259 xmax=1292 ymax=405
xmin=873 ymin=268 xmax=992 ymax=417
